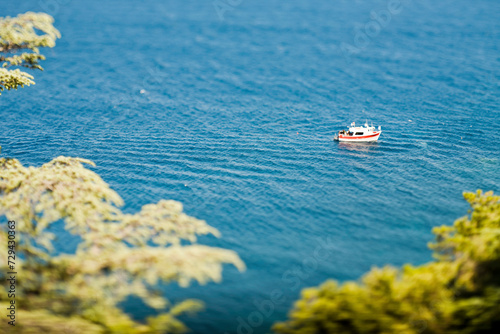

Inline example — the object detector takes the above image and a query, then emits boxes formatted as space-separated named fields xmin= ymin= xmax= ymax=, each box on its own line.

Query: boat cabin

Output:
xmin=340 ymin=123 xmax=378 ymax=137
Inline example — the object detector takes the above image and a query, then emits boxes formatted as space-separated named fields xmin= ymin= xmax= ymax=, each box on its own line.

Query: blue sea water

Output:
xmin=1 ymin=0 xmax=499 ymax=332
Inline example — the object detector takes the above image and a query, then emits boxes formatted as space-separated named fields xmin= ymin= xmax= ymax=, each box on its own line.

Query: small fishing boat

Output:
xmin=333 ymin=122 xmax=382 ymax=142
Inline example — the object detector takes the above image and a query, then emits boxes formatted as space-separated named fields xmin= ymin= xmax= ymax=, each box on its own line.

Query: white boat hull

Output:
xmin=334 ymin=131 xmax=381 ymax=142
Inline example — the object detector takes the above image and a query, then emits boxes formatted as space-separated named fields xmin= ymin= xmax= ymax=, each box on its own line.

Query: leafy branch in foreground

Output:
xmin=0 ymin=12 xmax=60 ymax=95
xmin=274 ymin=191 xmax=500 ymax=334
xmin=0 ymin=156 xmax=245 ymax=333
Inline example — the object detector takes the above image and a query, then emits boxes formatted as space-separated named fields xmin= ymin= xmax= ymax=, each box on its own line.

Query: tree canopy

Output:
xmin=0 ymin=155 xmax=245 ymax=333
xmin=0 ymin=12 xmax=60 ymax=95
xmin=273 ymin=190 xmax=500 ymax=334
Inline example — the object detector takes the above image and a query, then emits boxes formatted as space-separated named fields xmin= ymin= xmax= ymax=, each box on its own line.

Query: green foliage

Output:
xmin=273 ymin=190 xmax=500 ymax=334
xmin=0 ymin=12 xmax=60 ymax=95
xmin=0 ymin=68 xmax=35 ymax=93
xmin=0 ymin=156 xmax=245 ymax=333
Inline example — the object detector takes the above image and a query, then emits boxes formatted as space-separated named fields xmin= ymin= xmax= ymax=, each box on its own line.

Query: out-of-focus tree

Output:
xmin=273 ymin=190 xmax=500 ymax=334
xmin=0 ymin=155 xmax=245 ymax=333
xmin=0 ymin=12 xmax=60 ymax=95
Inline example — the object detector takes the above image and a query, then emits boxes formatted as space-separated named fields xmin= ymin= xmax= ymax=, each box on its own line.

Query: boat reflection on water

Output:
xmin=337 ymin=141 xmax=380 ymax=153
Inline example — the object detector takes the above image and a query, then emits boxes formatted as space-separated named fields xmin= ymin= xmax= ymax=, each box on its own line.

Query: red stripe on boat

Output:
xmin=339 ymin=132 xmax=380 ymax=139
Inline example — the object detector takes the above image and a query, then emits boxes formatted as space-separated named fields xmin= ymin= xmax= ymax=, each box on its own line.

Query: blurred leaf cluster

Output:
xmin=0 ymin=12 xmax=60 ymax=95
xmin=0 ymin=156 xmax=245 ymax=333
xmin=274 ymin=190 xmax=500 ymax=334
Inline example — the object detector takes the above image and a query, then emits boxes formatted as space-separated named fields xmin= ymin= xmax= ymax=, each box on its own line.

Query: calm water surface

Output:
xmin=1 ymin=0 xmax=499 ymax=333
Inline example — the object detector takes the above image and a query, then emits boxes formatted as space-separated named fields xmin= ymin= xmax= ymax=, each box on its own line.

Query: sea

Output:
xmin=1 ymin=0 xmax=499 ymax=333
